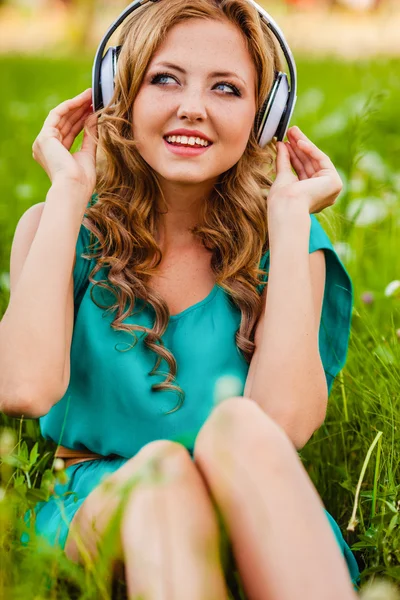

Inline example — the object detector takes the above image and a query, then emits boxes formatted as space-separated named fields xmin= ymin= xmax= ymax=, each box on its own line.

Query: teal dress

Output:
xmin=22 ymin=203 xmax=360 ymax=588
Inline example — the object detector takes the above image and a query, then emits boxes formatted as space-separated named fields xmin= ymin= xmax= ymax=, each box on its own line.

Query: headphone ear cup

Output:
xmin=256 ymin=72 xmax=290 ymax=148
xmin=98 ymin=46 xmax=120 ymax=110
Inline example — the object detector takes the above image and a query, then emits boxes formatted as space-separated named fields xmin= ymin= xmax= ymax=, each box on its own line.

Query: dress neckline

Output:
xmin=168 ymin=284 xmax=220 ymax=321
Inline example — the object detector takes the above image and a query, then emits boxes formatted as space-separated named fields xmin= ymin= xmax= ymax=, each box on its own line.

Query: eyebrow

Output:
xmin=152 ymin=62 xmax=246 ymax=86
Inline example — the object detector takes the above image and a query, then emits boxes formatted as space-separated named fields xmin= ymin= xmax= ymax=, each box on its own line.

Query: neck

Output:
xmin=154 ymin=179 xmax=214 ymax=251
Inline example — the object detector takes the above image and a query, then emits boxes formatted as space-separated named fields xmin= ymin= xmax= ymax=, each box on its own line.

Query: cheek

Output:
xmin=134 ymin=89 xmax=173 ymax=122
xmin=222 ymin=106 xmax=255 ymax=150
xmin=132 ymin=92 xmax=165 ymax=138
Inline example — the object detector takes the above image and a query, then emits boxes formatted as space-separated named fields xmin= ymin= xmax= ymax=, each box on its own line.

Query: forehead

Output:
xmin=149 ymin=18 xmax=256 ymax=84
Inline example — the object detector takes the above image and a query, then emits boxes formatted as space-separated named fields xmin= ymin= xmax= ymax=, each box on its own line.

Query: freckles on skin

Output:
xmin=131 ymin=18 xmax=258 ymax=183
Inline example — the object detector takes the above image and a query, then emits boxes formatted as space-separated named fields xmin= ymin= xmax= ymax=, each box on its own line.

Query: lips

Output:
xmin=163 ymin=135 xmax=212 ymax=148
xmin=163 ymin=137 xmax=211 ymax=148
xmin=162 ymin=137 xmax=211 ymax=156
xmin=163 ymin=129 xmax=213 ymax=143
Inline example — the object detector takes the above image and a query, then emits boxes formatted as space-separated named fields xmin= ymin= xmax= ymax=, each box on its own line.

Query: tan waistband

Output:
xmin=54 ymin=445 xmax=105 ymax=469
xmin=54 ymin=444 xmax=104 ymax=459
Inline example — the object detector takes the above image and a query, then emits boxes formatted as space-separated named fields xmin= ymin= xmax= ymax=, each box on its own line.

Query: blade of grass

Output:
xmin=347 ymin=431 xmax=383 ymax=532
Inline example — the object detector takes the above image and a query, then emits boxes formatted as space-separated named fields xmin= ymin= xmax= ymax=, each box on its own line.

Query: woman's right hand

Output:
xmin=32 ymin=88 xmax=98 ymax=197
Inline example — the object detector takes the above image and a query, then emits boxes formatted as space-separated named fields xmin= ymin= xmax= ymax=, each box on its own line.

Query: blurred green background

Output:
xmin=0 ymin=1 xmax=399 ymax=599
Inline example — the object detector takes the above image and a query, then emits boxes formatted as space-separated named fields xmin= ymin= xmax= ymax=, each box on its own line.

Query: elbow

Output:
xmin=1 ymin=396 xmax=47 ymax=420
xmin=283 ymin=419 xmax=322 ymax=451
xmin=275 ymin=397 xmax=328 ymax=451
xmin=291 ymin=379 xmax=329 ymax=449
xmin=289 ymin=418 xmax=324 ymax=451
xmin=1 ymin=404 xmax=40 ymax=420
xmin=0 ymin=383 xmax=61 ymax=419
xmin=1 ymin=395 xmax=41 ymax=420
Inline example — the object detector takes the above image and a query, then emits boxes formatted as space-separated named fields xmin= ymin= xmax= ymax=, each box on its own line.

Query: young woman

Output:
xmin=3 ymin=0 xmax=360 ymax=597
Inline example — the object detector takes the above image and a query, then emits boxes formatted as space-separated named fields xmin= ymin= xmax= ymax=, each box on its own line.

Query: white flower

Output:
xmin=349 ymin=174 xmax=367 ymax=194
xmin=312 ymin=112 xmax=348 ymax=138
xmin=0 ymin=429 xmax=17 ymax=456
xmin=346 ymin=93 xmax=369 ymax=113
xmin=384 ymin=280 xmax=400 ymax=298
xmin=346 ymin=197 xmax=388 ymax=226
xmin=213 ymin=375 xmax=243 ymax=406
xmin=333 ymin=241 xmax=354 ymax=263
xmin=357 ymin=151 xmax=388 ymax=181
xmin=359 ymin=579 xmax=400 ymax=600
xmin=53 ymin=458 xmax=65 ymax=471
xmin=382 ymin=191 xmax=399 ymax=207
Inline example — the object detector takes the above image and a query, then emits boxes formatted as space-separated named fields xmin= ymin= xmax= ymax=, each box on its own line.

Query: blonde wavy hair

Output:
xmin=83 ymin=0 xmax=284 ymax=413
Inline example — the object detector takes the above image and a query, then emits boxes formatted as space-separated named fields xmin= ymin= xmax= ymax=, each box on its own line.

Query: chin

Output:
xmin=159 ymin=169 xmax=218 ymax=185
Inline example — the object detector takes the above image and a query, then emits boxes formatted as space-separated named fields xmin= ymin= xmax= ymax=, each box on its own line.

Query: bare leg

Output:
xmin=119 ymin=441 xmax=228 ymax=600
xmin=65 ymin=440 xmax=228 ymax=600
xmin=194 ymin=397 xmax=358 ymax=600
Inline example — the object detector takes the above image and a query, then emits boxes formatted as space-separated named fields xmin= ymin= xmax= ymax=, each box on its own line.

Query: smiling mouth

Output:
xmin=163 ymin=136 xmax=212 ymax=148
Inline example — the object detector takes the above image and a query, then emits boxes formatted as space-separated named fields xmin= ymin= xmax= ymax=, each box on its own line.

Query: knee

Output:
xmin=194 ymin=396 xmax=294 ymax=467
xmin=126 ymin=439 xmax=194 ymax=487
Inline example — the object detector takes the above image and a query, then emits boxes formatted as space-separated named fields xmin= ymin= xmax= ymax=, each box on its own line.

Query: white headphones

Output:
xmin=92 ymin=0 xmax=297 ymax=147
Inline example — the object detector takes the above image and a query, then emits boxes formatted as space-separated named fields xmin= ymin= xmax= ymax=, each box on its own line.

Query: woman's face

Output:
xmin=132 ymin=18 xmax=257 ymax=190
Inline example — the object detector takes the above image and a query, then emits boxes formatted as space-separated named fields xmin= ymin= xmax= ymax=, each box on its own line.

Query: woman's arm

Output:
xmin=243 ymin=128 xmax=343 ymax=449
xmin=244 ymin=211 xmax=328 ymax=450
xmin=0 ymin=181 xmax=88 ymax=419
xmin=0 ymin=90 xmax=97 ymax=418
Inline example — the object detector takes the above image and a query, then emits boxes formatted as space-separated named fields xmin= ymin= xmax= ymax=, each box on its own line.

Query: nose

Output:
xmin=176 ymin=88 xmax=207 ymax=122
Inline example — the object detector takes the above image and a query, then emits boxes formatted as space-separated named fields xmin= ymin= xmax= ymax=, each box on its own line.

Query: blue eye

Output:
xmin=150 ymin=72 xmax=176 ymax=86
xmin=214 ymin=81 xmax=241 ymax=96
xmin=150 ymin=72 xmax=241 ymax=97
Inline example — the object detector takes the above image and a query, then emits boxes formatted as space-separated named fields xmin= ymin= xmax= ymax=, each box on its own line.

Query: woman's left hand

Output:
xmin=267 ymin=126 xmax=343 ymax=219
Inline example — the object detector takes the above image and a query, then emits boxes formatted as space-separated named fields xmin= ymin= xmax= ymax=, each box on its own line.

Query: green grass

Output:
xmin=0 ymin=54 xmax=399 ymax=598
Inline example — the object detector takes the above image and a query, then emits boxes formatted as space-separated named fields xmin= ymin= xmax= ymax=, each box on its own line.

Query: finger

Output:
xmin=297 ymin=173 xmax=339 ymax=203
xmin=60 ymin=100 xmax=92 ymax=138
xmin=42 ymin=88 xmax=92 ymax=131
xmin=290 ymin=126 xmax=335 ymax=171
xmin=80 ymin=112 xmax=98 ymax=155
xmin=58 ymin=98 xmax=92 ymax=136
xmin=287 ymin=129 xmax=316 ymax=177
xmin=297 ymin=138 xmax=336 ymax=172
xmin=285 ymin=142 xmax=308 ymax=180
xmin=276 ymin=141 xmax=295 ymax=176
xmin=63 ymin=106 xmax=93 ymax=150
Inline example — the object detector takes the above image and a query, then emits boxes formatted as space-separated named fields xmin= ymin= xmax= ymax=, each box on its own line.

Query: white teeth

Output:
xmin=165 ymin=135 xmax=210 ymax=147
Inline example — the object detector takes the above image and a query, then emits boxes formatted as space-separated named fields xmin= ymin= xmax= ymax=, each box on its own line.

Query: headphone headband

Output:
xmin=92 ymin=0 xmax=297 ymax=146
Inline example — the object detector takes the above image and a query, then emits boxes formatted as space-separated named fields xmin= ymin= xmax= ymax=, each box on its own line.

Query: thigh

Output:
xmin=64 ymin=440 xmax=197 ymax=570
xmin=194 ymin=397 xmax=360 ymax=590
